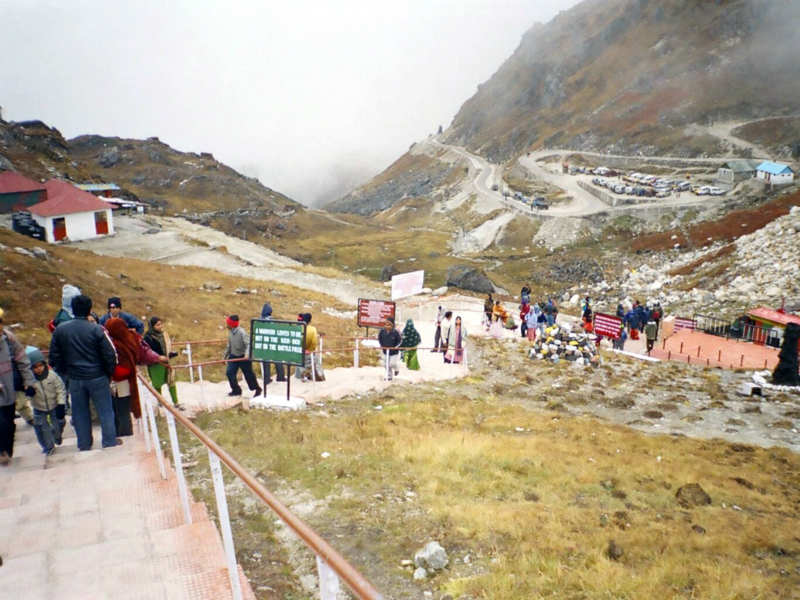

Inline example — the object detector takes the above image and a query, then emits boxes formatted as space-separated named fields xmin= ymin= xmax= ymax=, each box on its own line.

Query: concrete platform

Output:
xmin=0 ymin=417 xmax=255 ymax=599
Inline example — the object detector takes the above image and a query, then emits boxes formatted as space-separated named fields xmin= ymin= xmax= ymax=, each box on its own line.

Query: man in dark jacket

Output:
xmin=0 ymin=307 xmax=36 ymax=465
xmin=49 ymin=295 xmax=119 ymax=450
xmin=378 ymin=317 xmax=402 ymax=380
xmin=99 ymin=296 xmax=144 ymax=334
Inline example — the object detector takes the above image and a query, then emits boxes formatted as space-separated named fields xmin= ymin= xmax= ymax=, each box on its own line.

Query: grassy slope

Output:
xmin=0 ymin=228 xmax=361 ymax=378
xmin=179 ymin=338 xmax=800 ymax=599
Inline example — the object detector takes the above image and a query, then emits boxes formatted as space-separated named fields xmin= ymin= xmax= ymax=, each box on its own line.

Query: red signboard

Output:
xmin=357 ymin=298 xmax=396 ymax=328
xmin=674 ymin=317 xmax=696 ymax=332
xmin=593 ymin=313 xmax=622 ymax=339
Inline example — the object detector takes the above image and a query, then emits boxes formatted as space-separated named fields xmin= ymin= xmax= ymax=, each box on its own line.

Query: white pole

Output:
xmin=208 ymin=450 xmax=243 ymax=600
xmin=186 ymin=343 xmax=194 ymax=383
xmin=316 ymin=555 xmax=341 ymax=600
xmin=144 ymin=388 xmax=167 ymax=480
xmin=310 ymin=352 xmax=317 ymax=399
xmin=318 ymin=336 xmax=324 ymax=372
xmin=141 ymin=412 xmax=151 ymax=453
xmin=198 ymin=364 xmax=204 ymax=383
xmin=384 ymin=349 xmax=390 ymax=381
xmin=354 ymin=338 xmax=359 ymax=369
xmin=165 ymin=411 xmax=193 ymax=525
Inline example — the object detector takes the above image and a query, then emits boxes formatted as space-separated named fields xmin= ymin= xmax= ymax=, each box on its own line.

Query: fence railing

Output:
xmin=694 ymin=314 xmax=780 ymax=347
xmin=168 ymin=337 xmax=468 ymax=386
xmin=136 ymin=372 xmax=384 ymax=600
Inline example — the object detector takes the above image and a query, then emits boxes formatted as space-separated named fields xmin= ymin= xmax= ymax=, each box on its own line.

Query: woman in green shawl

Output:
xmin=143 ymin=317 xmax=181 ymax=407
xmin=400 ymin=319 xmax=421 ymax=370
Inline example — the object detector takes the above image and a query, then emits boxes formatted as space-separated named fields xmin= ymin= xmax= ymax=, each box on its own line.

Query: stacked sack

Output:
xmin=528 ymin=322 xmax=600 ymax=367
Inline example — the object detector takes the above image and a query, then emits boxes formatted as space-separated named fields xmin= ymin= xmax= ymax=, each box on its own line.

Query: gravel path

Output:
xmin=72 ymin=215 xmax=383 ymax=305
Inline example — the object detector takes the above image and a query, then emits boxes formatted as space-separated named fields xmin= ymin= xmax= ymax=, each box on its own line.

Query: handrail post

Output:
xmin=354 ymin=338 xmax=359 ymax=369
xmin=144 ymin=387 xmax=167 ymax=480
xmin=384 ymin=349 xmax=390 ymax=380
xmin=166 ymin=411 xmax=193 ymax=525
xmin=317 ymin=555 xmax=341 ymax=600
xmin=198 ymin=364 xmax=204 ymax=383
xmin=141 ymin=408 xmax=151 ymax=453
xmin=208 ymin=450 xmax=243 ymax=600
xmin=186 ymin=343 xmax=194 ymax=383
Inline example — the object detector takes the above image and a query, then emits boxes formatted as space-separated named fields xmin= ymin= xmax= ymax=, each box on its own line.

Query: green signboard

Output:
xmin=250 ymin=319 xmax=306 ymax=366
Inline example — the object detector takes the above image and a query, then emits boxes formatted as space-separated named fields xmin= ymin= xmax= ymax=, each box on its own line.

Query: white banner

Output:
xmin=391 ymin=270 xmax=425 ymax=300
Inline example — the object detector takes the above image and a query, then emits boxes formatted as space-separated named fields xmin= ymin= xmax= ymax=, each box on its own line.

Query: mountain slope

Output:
xmin=68 ymin=134 xmax=296 ymax=213
xmin=0 ymin=117 xmax=298 ymax=213
xmin=445 ymin=0 xmax=800 ymax=161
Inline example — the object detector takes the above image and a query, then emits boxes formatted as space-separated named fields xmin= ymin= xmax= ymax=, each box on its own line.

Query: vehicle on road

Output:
xmin=491 ymin=183 xmax=499 ymax=191
xmin=532 ymin=197 xmax=549 ymax=210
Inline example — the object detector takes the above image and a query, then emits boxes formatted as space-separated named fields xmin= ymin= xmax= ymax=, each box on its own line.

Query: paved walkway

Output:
xmin=649 ymin=329 xmax=779 ymax=370
xmin=0 ymin=419 xmax=254 ymax=599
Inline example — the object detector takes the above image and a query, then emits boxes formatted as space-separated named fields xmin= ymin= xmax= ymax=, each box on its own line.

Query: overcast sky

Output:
xmin=1 ymin=0 xmax=579 ymax=206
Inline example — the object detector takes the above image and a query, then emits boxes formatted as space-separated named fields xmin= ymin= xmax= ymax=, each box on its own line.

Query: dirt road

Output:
xmin=72 ymin=215 xmax=383 ymax=305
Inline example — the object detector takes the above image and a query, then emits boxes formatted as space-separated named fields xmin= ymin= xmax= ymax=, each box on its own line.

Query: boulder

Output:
xmin=431 ymin=286 xmax=448 ymax=296
xmin=99 ymin=146 xmax=121 ymax=167
xmin=414 ymin=541 xmax=449 ymax=571
xmin=31 ymin=247 xmax=49 ymax=260
xmin=675 ymin=483 xmax=711 ymax=508
xmin=445 ymin=265 xmax=494 ymax=294
xmin=202 ymin=281 xmax=222 ymax=291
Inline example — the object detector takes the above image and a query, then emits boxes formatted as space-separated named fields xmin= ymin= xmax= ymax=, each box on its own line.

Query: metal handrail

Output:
xmin=136 ymin=373 xmax=384 ymax=599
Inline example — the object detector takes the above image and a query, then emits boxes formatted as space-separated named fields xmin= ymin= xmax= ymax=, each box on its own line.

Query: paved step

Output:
xmin=0 ymin=416 xmax=255 ymax=599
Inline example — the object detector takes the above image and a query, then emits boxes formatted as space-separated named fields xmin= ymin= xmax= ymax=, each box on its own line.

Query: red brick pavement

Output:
xmin=648 ymin=329 xmax=779 ymax=370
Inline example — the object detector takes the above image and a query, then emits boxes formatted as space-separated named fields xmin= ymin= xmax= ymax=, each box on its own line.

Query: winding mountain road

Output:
xmin=427 ymin=138 xmax=739 ymax=218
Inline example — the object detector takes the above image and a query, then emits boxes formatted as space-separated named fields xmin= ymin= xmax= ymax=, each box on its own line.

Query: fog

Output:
xmin=0 ymin=0 xmax=579 ymax=206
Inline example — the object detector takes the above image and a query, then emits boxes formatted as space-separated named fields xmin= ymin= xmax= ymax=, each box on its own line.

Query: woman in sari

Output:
xmin=143 ymin=317 xmax=180 ymax=408
xmin=445 ymin=316 xmax=467 ymax=364
xmin=105 ymin=318 xmax=165 ymax=436
xmin=400 ymin=319 xmax=421 ymax=370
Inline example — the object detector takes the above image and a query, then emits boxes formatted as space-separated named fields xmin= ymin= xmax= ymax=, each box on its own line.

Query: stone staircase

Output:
xmin=0 ymin=418 xmax=255 ymax=599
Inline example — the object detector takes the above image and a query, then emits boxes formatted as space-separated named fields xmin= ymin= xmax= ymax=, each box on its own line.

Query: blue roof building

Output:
xmin=755 ymin=161 xmax=794 ymax=185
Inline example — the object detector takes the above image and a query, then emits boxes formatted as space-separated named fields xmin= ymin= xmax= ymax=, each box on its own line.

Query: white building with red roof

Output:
xmin=28 ymin=179 xmax=114 ymax=243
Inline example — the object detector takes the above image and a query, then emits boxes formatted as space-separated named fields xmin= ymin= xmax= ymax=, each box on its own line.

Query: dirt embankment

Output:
xmin=632 ymin=190 xmax=800 ymax=252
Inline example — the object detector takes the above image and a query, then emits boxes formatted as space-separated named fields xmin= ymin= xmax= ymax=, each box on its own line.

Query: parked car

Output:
xmin=532 ymin=197 xmax=549 ymax=210
xmin=624 ymin=186 xmax=633 ymax=194
xmin=708 ymin=187 xmax=725 ymax=196
xmin=676 ymin=181 xmax=692 ymax=191
xmin=694 ymin=186 xmax=711 ymax=195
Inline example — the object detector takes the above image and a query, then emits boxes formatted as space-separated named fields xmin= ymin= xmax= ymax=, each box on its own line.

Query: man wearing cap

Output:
xmin=99 ymin=296 xmax=144 ymax=334
xmin=378 ymin=317 xmax=402 ymax=380
xmin=295 ymin=313 xmax=323 ymax=382
xmin=224 ymin=315 xmax=261 ymax=398
xmin=49 ymin=295 xmax=120 ymax=451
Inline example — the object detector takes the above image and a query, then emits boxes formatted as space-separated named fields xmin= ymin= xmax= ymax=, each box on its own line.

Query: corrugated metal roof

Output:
xmin=756 ymin=161 xmax=793 ymax=175
xmin=29 ymin=180 xmax=112 ymax=217
xmin=747 ymin=306 xmax=800 ymax=327
xmin=722 ymin=159 xmax=760 ymax=173
xmin=75 ymin=183 xmax=121 ymax=191
xmin=0 ymin=171 xmax=46 ymax=194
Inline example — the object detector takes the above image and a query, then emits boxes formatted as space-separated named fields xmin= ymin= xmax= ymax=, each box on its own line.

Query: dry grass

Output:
xmin=177 ymin=338 xmax=800 ymax=599
xmin=0 ymin=227 xmax=360 ymax=377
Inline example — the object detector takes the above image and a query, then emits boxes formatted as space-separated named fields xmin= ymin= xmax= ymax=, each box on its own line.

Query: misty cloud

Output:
xmin=0 ymin=0 xmax=579 ymax=206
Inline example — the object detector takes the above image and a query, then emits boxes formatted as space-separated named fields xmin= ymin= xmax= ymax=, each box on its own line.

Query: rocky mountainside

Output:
xmin=0 ymin=117 xmax=298 ymax=213
xmin=445 ymin=0 xmax=800 ymax=161
xmin=0 ymin=119 xmax=90 ymax=182
xmin=68 ymin=135 xmax=297 ymax=213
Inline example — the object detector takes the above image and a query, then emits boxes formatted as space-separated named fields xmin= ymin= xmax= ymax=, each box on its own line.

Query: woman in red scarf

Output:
xmin=105 ymin=317 xmax=165 ymax=436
